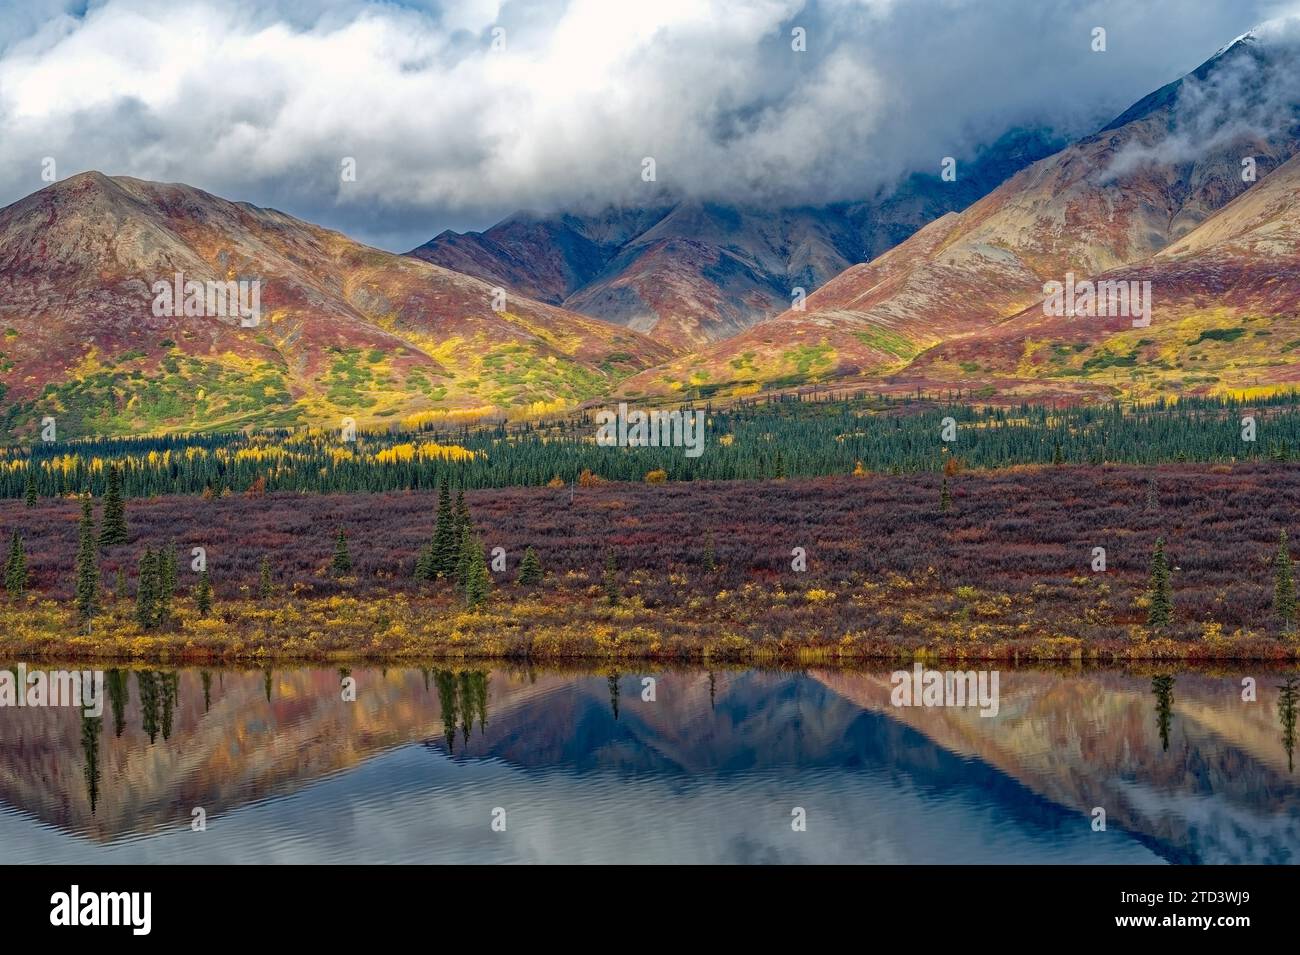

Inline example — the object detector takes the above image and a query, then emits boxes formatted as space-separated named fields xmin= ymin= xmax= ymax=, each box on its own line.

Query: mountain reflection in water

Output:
xmin=0 ymin=665 xmax=1296 ymax=864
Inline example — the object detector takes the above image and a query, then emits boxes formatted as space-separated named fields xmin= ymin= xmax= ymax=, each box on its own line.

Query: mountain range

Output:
xmin=1 ymin=23 xmax=1298 ymax=437
xmin=618 ymin=27 xmax=1300 ymax=402
xmin=408 ymin=127 xmax=1063 ymax=348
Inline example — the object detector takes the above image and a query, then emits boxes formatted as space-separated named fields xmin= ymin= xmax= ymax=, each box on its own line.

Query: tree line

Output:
xmin=6 ymin=392 xmax=1300 ymax=499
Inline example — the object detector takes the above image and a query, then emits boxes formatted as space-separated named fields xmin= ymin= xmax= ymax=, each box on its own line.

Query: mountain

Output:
xmin=905 ymin=148 xmax=1300 ymax=397
xmin=0 ymin=173 xmax=672 ymax=437
xmin=618 ymin=26 xmax=1300 ymax=401
xmin=409 ymin=128 xmax=1063 ymax=348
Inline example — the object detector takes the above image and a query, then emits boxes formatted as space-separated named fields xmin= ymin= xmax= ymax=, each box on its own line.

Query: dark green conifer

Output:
xmin=4 ymin=530 xmax=27 ymax=598
xmin=431 ymin=476 xmax=457 ymax=578
xmin=1275 ymin=530 xmax=1296 ymax=632
xmin=464 ymin=537 xmax=491 ymax=609
xmin=74 ymin=498 xmax=99 ymax=629
xmin=1148 ymin=537 xmax=1173 ymax=630
xmin=332 ymin=528 xmax=353 ymax=576
xmin=98 ymin=464 xmax=128 ymax=546
xmin=517 ymin=546 xmax=543 ymax=586
xmin=195 ymin=567 xmax=212 ymax=617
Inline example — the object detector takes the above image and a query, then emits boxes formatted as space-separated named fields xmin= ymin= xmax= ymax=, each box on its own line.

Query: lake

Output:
xmin=1 ymin=664 xmax=1297 ymax=864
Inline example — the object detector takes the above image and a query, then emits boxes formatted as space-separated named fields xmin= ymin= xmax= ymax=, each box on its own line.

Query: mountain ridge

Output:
xmin=0 ymin=172 xmax=671 ymax=437
xmin=408 ymin=128 xmax=1065 ymax=348
xmin=614 ymin=24 xmax=1300 ymax=402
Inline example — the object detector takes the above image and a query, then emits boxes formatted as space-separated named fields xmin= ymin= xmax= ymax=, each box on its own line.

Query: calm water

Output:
xmin=1 ymin=664 xmax=1297 ymax=864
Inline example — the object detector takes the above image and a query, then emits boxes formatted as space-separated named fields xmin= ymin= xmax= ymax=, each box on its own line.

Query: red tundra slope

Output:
xmin=0 ymin=173 xmax=671 ymax=436
xmin=904 ymin=149 xmax=1300 ymax=399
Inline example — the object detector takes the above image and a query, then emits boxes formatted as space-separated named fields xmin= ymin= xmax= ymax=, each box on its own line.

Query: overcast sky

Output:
xmin=0 ymin=0 xmax=1295 ymax=250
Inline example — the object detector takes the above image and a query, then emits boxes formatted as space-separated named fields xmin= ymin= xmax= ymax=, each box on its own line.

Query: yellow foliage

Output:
xmin=373 ymin=442 xmax=479 ymax=465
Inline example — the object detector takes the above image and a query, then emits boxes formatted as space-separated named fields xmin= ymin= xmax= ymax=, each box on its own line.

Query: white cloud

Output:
xmin=0 ymin=0 xmax=1283 ymax=249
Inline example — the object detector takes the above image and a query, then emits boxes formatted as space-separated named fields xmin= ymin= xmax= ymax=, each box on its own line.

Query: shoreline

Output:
xmin=2 ymin=596 xmax=1296 ymax=665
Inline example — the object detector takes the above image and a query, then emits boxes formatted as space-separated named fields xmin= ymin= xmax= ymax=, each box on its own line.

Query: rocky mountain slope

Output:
xmin=409 ymin=129 xmax=1062 ymax=348
xmin=617 ymin=27 xmax=1300 ymax=401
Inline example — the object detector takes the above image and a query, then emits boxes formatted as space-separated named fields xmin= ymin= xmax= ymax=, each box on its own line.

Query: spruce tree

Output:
xmin=4 ymin=531 xmax=27 ymax=598
xmin=1275 ymin=530 xmax=1296 ymax=632
xmin=602 ymin=551 xmax=620 ymax=606
xmin=332 ymin=528 xmax=353 ymax=576
xmin=414 ymin=539 xmax=435 ymax=582
xmin=1147 ymin=537 xmax=1173 ymax=630
xmin=98 ymin=464 xmax=128 ymax=546
xmin=135 ymin=548 xmax=158 ymax=630
xmin=455 ymin=526 xmax=473 ymax=589
xmin=517 ymin=546 xmax=542 ymax=586
xmin=157 ymin=543 xmax=177 ymax=625
xmin=195 ymin=568 xmax=212 ymax=617
xmin=454 ymin=489 xmax=470 ymax=537
xmin=74 ymin=498 xmax=99 ymax=628
xmin=464 ymin=537 xmax=491 ymax=609
xmin=940 ymin=476 xmax=952 ymax=513
xmin=23 ymin=467 xmax=37 ymax=507
xmin=431 ymin=476 xmax=457 ymax=578
xmin=703 ymin=534 xmax=717 ymax=572
xmin=259 ymin=556 xmax=273 ymax=600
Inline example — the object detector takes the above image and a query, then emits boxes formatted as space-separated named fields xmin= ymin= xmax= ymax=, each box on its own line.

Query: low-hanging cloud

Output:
xmin=0 ymin=0 xmax=1292 ymax=250
xmin=1100 ymin=16 xmax=1300 ymax=182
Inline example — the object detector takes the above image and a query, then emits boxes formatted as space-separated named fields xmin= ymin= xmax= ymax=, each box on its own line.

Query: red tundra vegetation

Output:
xmin=1 ymin=463 xmax=1298 ymax=663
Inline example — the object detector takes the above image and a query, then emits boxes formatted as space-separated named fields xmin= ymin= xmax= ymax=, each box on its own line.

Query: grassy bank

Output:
xmin=2 ymin=585 xmax=1296 ymax=665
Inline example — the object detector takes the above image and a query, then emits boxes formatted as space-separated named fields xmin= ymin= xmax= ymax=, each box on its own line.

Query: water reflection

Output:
xmin=1152 ymin=674 xmax=1175 ymax=752
xmin=80 ymin=714 xmax=101 ymax=814
xmin=1 ymin=664 xmax=1297 ymax=864
xmin=433 ymin=669 xmax=488 ymax=754
xmin=1281 ymin=676 xmax=1298 ymax=773
xmin=107 ymin=669 xmax=128 ymax=737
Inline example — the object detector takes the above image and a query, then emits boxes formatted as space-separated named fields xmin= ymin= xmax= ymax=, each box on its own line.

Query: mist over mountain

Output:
xmin=409 ymin=128 xmax=1065 ymax=346
xmin=617 ymin=23 xmax=1300 ymax=401
xmin=0 ymin=0 xmax=1280 ymax=250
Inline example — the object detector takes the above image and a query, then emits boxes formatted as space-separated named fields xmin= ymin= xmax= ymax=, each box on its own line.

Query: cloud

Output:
xmin=0 ymin=0 xmax=1285 ymax=250
xmin=1100 ymin=16 xmax=1300 ymax=181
